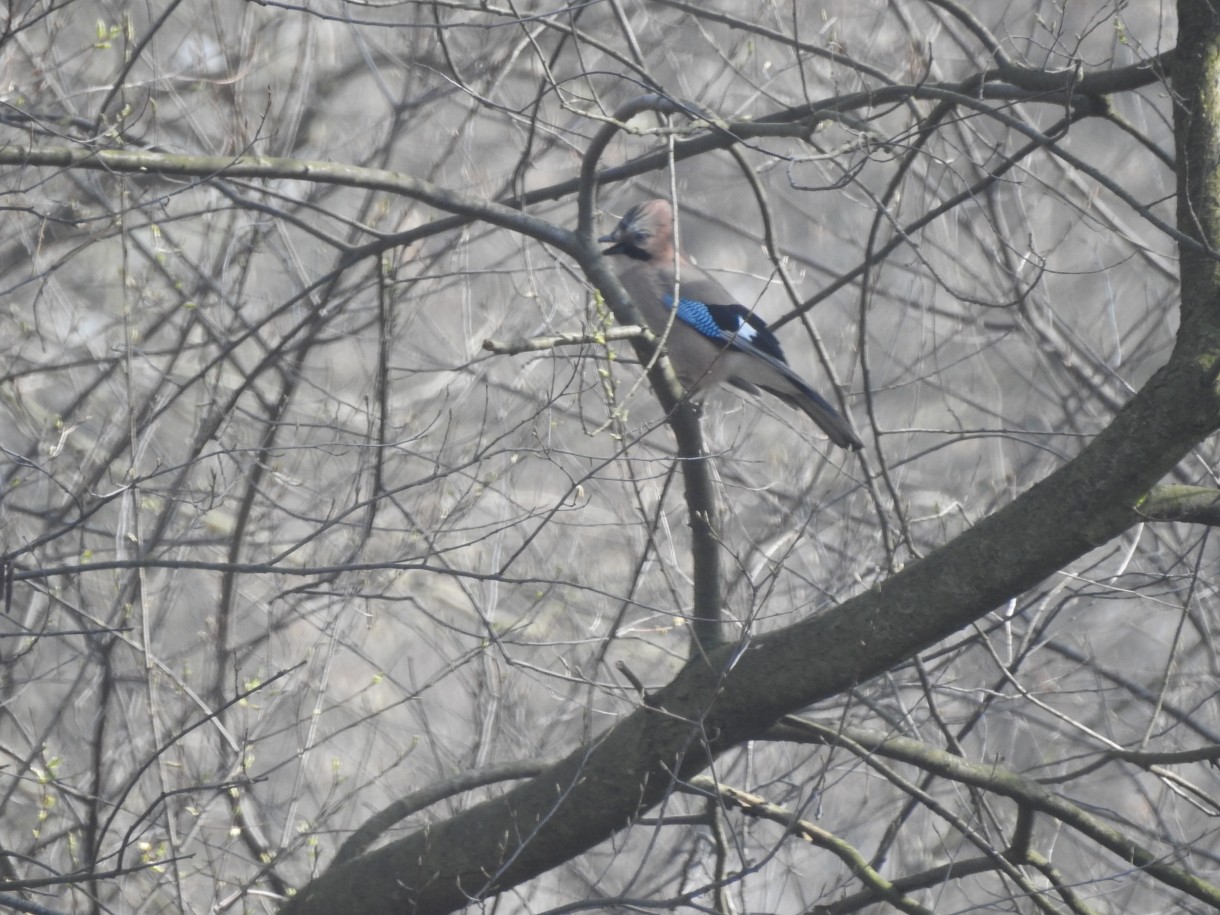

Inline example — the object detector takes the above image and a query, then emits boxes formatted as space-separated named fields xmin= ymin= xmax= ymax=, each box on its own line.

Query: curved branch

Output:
xmin=573 ymin=237 xmax=724 ymax=652
xmin=330 ymin=758 xmax=556 ymax=868
xmin=575 ymin=93 xmax=734 ymax=652
xmin=283 ymin=25 xmax=1220 ymax=902
xmin=279 ymin=301 xmax=1220 ymax=914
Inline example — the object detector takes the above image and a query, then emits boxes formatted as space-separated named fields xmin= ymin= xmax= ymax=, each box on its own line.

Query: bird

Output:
xmin=599 ymin=198 xmax=863 ymax=451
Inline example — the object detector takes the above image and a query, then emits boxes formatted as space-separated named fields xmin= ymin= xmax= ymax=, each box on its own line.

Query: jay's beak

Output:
xmin=599 ymin=230 xmax=626 ymax=256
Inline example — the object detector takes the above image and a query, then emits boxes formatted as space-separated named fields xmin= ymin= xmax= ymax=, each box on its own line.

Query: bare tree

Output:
xmin=1 ymin=2 xmax=1219 ymax=914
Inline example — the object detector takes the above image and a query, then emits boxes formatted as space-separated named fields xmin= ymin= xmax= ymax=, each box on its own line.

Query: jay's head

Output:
xmin=599 ymin=199 xmax=675 ymax=262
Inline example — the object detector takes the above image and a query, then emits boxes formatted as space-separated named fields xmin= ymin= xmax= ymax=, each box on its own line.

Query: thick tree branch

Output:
xmin=279 ymin=14 xmax=1220 ymax=913
xmin=279 ymin=291 xmax=1220 ymax=915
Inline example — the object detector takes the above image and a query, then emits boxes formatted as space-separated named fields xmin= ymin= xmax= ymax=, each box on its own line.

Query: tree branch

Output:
xmin=1137 ymin=484 xmax=1220 ymax=525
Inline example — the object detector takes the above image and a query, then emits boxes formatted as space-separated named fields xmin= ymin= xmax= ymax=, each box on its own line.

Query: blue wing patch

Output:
xmin=666 ymin=295 xmax=724 ymax=341
xmin=664 ymin=295 xmax=790 ymax=365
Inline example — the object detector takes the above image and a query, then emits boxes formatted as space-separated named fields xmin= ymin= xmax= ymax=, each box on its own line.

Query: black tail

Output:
xmin=765 ymin=383 xmax=863 ymax=451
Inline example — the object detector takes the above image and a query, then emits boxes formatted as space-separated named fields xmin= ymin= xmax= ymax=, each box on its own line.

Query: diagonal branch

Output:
xmin=280 ymin=16 xmax=1220 ymax=912
xmin=278 ymin=311 xmax=1220 ymax=914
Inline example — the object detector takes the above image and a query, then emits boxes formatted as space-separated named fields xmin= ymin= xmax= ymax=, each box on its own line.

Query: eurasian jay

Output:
xmin=599 ymin=199 xmax=864 ymax=451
